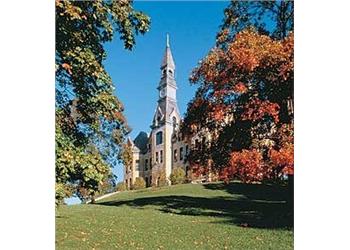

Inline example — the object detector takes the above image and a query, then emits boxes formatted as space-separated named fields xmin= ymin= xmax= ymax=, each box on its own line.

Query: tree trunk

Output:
xmin=91 ymin=194 xmax=96 ymax=204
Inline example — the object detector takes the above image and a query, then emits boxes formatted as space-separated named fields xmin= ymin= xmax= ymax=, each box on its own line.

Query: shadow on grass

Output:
xmin=98 ymin=182 xmax=293 ymax=229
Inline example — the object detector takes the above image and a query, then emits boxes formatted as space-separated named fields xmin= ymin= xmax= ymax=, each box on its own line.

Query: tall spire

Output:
xmin=166 ymin=33 xmax=170 ymax=48
xmin=161 ymin=34 xmax=175 ymax=70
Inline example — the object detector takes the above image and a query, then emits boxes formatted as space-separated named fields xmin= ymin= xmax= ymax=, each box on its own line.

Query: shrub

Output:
xmin=170 ymin=168 xmax=186 ymax=185
xmin=132 ymin=177 xmax=146 ymax=190
xmin=151 ymin=170 xmax=168 ymax=187
xmin=116 ymin=182 xmax=127 ymax=192
xmin=159 ymin=170 xmax=168 ymax=187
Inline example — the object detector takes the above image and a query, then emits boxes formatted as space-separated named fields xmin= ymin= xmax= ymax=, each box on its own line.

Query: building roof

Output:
xmin=133 ymin=131 xmax=149 ymax=154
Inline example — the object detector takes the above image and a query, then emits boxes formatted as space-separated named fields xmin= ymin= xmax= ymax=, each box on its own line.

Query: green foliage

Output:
xmin=55 ymin=183 xmax=72 ymax=207
xmin=132 ymin=177 xmax=146 ymax=190
xmin=116 ymin=182 xmax=127 ymax=192
xmin=98 ymin=173 xmax=117 ymax=194
xmin=55 ymin=0 xmax=150 ymax=201
xmin=170 ymin=168 xmax=186 ymax=185
xmin=219 ymin=0 xmax=293 ymax=41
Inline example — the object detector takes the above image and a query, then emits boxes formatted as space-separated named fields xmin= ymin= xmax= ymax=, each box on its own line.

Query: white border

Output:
xmin=1 ymin=0 xmax=350 ymax=249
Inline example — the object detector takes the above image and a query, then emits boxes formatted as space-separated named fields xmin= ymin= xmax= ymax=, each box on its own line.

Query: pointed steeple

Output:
xmin=166 ymin=33 xmax=170 ymax=48
xmin=152 ymin=34 xmax=180 ymax=129
xmin=161 ymin=33 xmax=175 ymax=70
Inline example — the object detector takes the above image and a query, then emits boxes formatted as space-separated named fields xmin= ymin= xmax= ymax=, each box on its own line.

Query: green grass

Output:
xmin=56 ymin=182 xmax=293 ymax=249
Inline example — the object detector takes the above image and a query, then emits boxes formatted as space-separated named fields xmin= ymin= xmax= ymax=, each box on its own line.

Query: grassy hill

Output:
xmin=56 ymin=182 xmax=293 ymax=249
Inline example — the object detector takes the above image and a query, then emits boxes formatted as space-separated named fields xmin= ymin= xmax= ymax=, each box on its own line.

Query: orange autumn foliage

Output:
xmin=224 ymin=149 xmax=269 ymax=183
xmin=242 ymin=99 xmax=280 ymax=123
xmin=211 ymin=104 xmax=230 ymax=122
xmin=183 ymin=28 xmax=294 ymax=182
xmin=270 ymin=144 xmax=294 ymax=175
xmin=233 ymin=82 xmax=248 ymax=94
xmin=191 ymin=29 xmax=294 ymax=87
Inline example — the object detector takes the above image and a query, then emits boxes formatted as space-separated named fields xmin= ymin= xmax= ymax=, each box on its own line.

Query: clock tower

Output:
xmin=151 ymin=34 xmax=181 ymax=183
xmin=152 ymin=34 xmax=180 ymax=129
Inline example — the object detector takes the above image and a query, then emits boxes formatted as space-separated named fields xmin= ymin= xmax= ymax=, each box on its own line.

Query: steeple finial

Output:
xmin=161 ymin=33 xmax=175 ymax=70
xmin=166 ymin=33 xmax=170 ymax=48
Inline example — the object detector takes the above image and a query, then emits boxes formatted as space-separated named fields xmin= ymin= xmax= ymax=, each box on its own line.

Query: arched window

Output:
xmin=156 ymin=131 xmax=163 ymax=145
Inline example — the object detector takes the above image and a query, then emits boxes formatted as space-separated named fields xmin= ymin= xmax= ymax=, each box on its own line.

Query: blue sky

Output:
xmin=66 ymin=1 xmax=228 ymax=205
xmin=104 ymin=1 xmax=229 ymax=181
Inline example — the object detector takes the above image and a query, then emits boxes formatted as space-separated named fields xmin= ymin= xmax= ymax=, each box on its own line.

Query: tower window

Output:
xmin=174 ymin=149 xmax=178 ymax=162
xmin=156 ymin=131 xmax=163 ymax=145
xmin=160 ymin=150 xmax=163 ymax=163
xmin=156 ymin=152 xmax=159 ymax=163
xmin=180 ymin=147 xmax=184 ymax=161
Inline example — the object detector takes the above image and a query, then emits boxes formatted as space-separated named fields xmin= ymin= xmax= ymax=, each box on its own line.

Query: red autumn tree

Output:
xmin=182 ymin=27 xmax=294 ymax=182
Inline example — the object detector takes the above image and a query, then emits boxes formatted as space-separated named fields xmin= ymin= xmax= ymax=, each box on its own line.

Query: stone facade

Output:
xmin=124 ymin=35 xmax=202 ymax=188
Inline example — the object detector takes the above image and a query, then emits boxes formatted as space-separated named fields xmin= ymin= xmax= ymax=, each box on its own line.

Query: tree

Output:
xmin=120 ymin=141 xmax=133 ymax=174
xmin=55 ymin=0 xmax=150 ymax=204
xmin=218 ymin=0 xmax=293 ymax=41
xmin=170 ymin=168 xmax=186 ymax=185
xmin=182 ymin=2 xmax=293 ymax=183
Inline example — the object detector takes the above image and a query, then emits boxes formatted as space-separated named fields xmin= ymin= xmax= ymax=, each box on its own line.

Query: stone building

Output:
xmin=124 ymin=35 xmax=196 ymax=188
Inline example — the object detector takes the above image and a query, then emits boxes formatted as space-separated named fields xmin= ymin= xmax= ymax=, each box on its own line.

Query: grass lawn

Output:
xmin=56 ymin=182 xmax=293 ymax=249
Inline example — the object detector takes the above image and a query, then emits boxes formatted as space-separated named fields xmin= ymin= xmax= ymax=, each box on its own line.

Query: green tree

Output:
xmin=55 ymin=0 xmax=150 ymax=205
xmin=218 ymin=0 xmax=293 ymax=41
